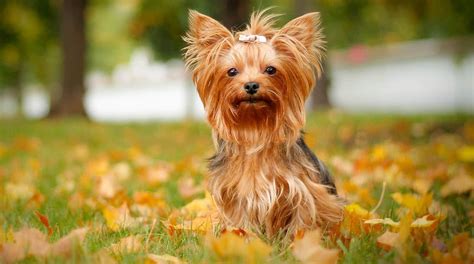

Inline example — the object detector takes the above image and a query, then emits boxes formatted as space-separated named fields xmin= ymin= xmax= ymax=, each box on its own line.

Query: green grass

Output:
xmin=0 ymin=111 xmax=472 ymax=263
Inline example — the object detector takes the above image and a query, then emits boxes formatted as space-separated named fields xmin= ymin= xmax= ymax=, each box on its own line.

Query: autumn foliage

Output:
xmin=0 ymin=114 xmax=473 ymax=263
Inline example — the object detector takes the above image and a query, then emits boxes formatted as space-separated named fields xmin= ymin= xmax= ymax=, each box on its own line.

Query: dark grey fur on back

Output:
xmin=296 ymin=137 xmax=337 ymax=195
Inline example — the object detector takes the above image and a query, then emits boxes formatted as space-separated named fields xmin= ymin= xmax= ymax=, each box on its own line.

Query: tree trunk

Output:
xmin=48 ymin=0 xmax=87 ymax=118
xmin=12 ymin=61 xmax=24 ymax=118
xmin=295 ymin=0 xmax=331 ymax=109
xmin=220 ymin=0 xmax=249 ymax=29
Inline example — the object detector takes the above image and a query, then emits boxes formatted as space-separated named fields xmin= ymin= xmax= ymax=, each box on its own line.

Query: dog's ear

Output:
xmin=185 ymin=10 xmax=233 ymax=51
xmin=278 ymin=12 xmax=324 ymax=52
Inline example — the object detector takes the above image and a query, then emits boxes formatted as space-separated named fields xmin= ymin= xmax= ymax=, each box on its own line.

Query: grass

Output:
xmin=0 ymin=111 xmax=472 ymax=263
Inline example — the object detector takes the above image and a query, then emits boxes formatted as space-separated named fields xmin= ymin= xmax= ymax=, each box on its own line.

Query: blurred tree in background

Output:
xmin=48 ymin=0 xmax=87 ymax=117
xmin=0 ymin=0 xmax=58 ymax=117
xmin=0 ymin=0 xmax=473 ymax=117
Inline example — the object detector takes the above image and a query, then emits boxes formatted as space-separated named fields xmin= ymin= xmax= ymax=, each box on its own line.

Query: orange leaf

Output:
xmin=292 ymin=229 xmax=339 ymax=264
xmin=35 ymin=211 xmax=53 ymax=236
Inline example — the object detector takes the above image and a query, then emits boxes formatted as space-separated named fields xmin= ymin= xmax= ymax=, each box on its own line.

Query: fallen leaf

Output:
xmin=292 ymin=229 xmax=339 ymax=264
xmin=377 ymin=231 xmax=400 ymax=251
xmin=440 ymin=174 xmax=474 ymax=197
xmin=392 ymin=192 xmax=432 ymax=216
xmin=35 ymin=211 xmax=53 ymax=236
xmin=97 ymin=172 xmax=124 ymax=199
xmin=364 ymin=218 xmax=400 ymax=227
xmin=5 ymin=182 xmax=35 ymax=201
xmin=178 ymin=177 xmax=203 ymax=199
xmin=109 ymin=235 xmax=143 ymax=255
xmin=102 ymin=204 xmax=142 ymax=231
xmin=0 ymin=227 xmax=88 ymax=263
xmin=146 ymin=254 xmax=185 ymax=264
xmin=208 ymin=232 xmax=271 ymax=264
xmin=457 ymin=146 xmax=474 ymax=162
xmin=50 ymin=227 xmax=88 ymax=258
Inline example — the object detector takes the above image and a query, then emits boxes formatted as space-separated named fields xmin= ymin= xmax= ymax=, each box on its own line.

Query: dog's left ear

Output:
xmin=185 ymin=10 xmax=233 ymax=52
xmin=278 ymin=12 xmax=323 ymax=51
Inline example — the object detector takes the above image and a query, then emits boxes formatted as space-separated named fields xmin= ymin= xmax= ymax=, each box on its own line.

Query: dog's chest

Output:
xmin=209 ymin=150 xmax=309 ymax=225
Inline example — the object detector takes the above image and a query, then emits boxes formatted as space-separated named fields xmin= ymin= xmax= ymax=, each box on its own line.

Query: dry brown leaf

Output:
xmin=98 ymin=174 xmax=122 ymax=199
xmin=50 ymin=227 xmax=88 ymax=258
xmin=109 ymin=235 xmax=143 ymax=255
xmin=292 ymin=230 xmax=339 ymax=264
xmin=0 ymin=227 xmax=88 ymax=263
xmin=177 ymin=177 xmax=203 ymax=199
xmin=440 ymin=174 xmax=474 ymax=197
xmin=377 ymin=231 xmax=400 ymax=251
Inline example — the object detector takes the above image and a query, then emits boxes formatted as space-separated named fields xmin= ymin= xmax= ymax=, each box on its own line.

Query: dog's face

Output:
xmin=184 ymin=10 xmax=324 ymax=146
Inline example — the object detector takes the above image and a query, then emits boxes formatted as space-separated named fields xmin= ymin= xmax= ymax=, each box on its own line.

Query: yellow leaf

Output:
xmin=364 ymin=218 xmax=400 ymax=227
xmin=146 ymin=253 xmax=185 ymax=264
xmin=398 ymin=213 xmax=413 ymax=244
xmin=410 ymin=215 xmax=437 ymax=229
xmin=345 ymin=203 xmax=371 ymax=217
xmin=458 ymin=146 xmax=474 ymax=162
xmin=292 ymin=229 xmax=339 ymax=264
xmin=365 ymin=215 xmax=438 ymax=231
xmin=207 ymin=232 xmax=271 ymax=264
xmin=181 ymin=192 xmax=217 ymax=217
xmin=102 ymin=204 xmax=142 ymax=231
xmin=392 ymin=192 xmax=432 ymax=216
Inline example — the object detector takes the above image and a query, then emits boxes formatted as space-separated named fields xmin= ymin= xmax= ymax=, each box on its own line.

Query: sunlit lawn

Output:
xmin=0 ymin=112 xmax=472 ymax=263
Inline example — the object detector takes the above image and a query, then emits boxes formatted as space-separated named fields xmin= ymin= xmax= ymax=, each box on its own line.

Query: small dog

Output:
xmin=184 ymin=10 xmax=343 ymax=238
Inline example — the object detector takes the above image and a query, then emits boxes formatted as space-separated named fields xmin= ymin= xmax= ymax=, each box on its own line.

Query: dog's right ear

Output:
xmin=184 ymin=10 xmax=233 ymax=52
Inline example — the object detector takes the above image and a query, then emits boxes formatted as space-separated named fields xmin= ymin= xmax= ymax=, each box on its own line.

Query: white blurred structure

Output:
xmin=329 ymin=37 xmax=473 ymax=113
xmin=1 ymin=38 xmax=473 ymax=121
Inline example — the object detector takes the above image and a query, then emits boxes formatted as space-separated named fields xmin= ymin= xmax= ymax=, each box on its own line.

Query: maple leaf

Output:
xmin=292 ymin=229 xmax=339 ymax=264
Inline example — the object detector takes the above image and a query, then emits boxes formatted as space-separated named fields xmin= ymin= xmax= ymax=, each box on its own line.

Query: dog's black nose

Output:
xmin=244 ymin=82 xmax=259 ymax=95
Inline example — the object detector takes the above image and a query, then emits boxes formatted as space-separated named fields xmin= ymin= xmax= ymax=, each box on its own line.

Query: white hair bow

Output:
xmin=238 ymin=34 xmax=267 ymax=43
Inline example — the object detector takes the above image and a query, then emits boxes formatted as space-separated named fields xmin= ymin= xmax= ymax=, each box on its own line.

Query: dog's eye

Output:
xmin=264 ymin=66 xmax=276 ymax=75
xmin=227 ymin=68 xmax=238 ymax=77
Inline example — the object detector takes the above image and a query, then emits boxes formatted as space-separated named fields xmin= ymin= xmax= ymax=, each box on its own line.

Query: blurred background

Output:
xmin=0 ymin=0 xmax=473 ymax=121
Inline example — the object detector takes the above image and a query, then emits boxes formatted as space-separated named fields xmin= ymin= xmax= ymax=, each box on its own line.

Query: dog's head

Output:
xmin=184 ymin=10 xmax=324 ymax=146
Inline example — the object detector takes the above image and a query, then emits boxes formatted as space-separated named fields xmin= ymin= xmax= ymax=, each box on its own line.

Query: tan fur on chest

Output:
xmin=208 ymin=144 xmax=342 ymax=237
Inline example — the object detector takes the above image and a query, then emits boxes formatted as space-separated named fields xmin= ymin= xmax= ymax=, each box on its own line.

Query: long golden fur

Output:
xmin=184 ymin=9 xmax=344 ymax=239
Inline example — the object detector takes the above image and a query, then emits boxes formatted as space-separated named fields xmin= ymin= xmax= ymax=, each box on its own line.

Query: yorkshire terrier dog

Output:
xmin=184 ymin=10 xmax=343 ymax=238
